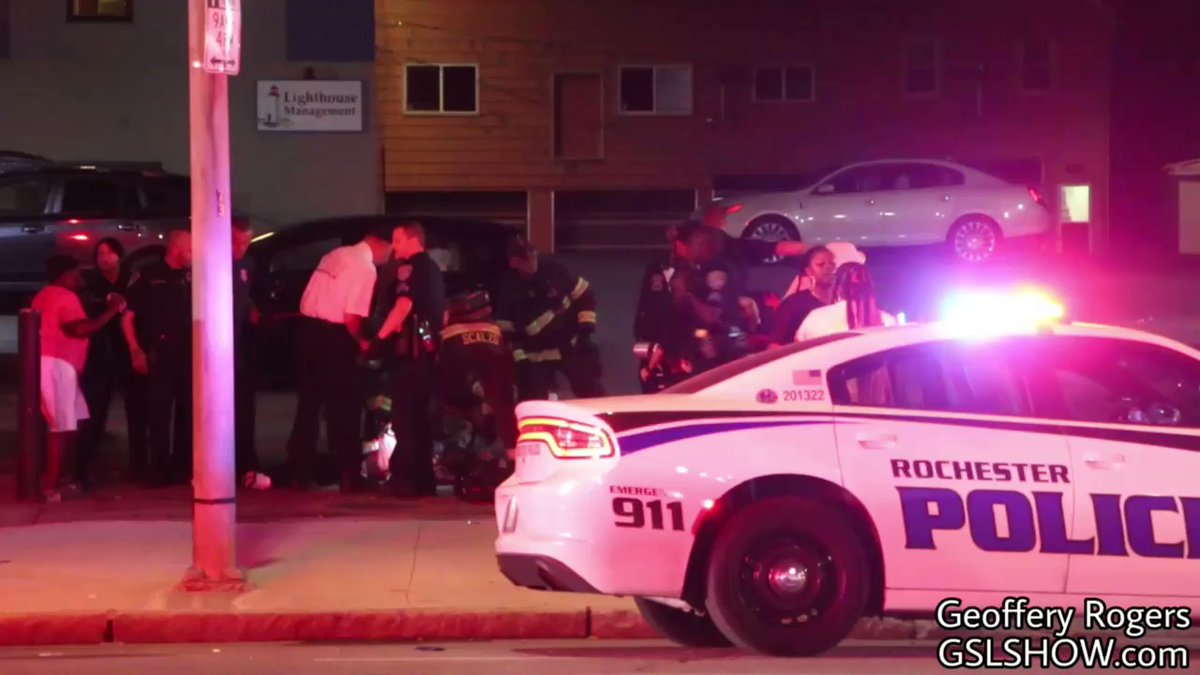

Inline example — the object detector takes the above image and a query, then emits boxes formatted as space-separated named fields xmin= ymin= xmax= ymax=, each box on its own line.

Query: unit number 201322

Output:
xmin=784 ymin=388 xmax=825 ymax=401
xmin=612 ymin=497 xmax=685 ymax=531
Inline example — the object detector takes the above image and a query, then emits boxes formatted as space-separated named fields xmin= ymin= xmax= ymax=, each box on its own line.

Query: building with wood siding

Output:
xmin=376 ymin=0 xmax=1114 ymax=254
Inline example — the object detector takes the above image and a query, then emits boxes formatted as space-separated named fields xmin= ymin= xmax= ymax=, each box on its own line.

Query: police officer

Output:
xmin=376 ymin=221 xmax=446 ymax=498
xmin=439 ymin=290 xmax=517 ymax=456
xmin=634 ymin=224 xmax=692 ymax=392
xmin=497 ymin=237 xmax=604 ymax=402
xmin=231 ymin=216 xmax=261 ymax=485
xmin=121 ymin=230 xmax=193 ymax=486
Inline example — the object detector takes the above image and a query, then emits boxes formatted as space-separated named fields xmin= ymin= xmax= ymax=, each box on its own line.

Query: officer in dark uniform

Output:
xmin=496 ymin=236 xmax=604 ymax=402
xmin=439 ymin=290 xmax=518 ymax=454
xmin=635 ymin=222 xmax=704 ymax=392
xmin=376 ymin=221 xmax=446 ymax=498
xmin=232 ymin=216 xmax=260 ymax=482
xmin=121 ymin=230 xmax=193 ymax=486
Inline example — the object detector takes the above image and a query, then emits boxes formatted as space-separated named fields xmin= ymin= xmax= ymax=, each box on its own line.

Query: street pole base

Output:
xmin=179 ymin=565 xmax=250 ymax=593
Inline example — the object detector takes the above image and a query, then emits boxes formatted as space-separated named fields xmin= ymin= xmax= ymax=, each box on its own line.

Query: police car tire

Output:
xmin=704 ymin=496 xmax=870 ymax=657
xmin=633 ymin=597 xmax=733 ymax=648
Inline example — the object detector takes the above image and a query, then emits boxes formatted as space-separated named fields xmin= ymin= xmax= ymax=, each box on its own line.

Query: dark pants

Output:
xmin=286 ymin=318 xmax=362 ymax=486
xmin=146 ymin=343 xmax=193 ymax=484
xmin=441 ymin=348 xmax=518 ymax=449
xmin=517 ymin=343 xmax=606 ymax=402
xmin=234 ymin=336 xmax=258 ymax=475
xmin=389 ymin=357 xmax=439 ymax=494
xmin=79 ymin=360 xmax=149 ymax=486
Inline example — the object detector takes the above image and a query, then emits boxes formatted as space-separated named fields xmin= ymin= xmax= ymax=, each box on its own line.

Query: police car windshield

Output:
xmin=662 ymin=332 xmax=862 ymax=394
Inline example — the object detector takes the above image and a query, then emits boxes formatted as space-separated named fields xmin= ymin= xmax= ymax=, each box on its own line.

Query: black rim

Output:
xmin=735 ymin=533 xmax=838 ymax=626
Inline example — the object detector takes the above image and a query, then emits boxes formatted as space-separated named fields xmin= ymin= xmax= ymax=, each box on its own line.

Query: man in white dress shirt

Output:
xmin=285 ymin=226 xmax=393 ymax=492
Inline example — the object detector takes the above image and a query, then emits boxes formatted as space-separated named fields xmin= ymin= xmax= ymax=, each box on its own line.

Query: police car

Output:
xmin=494 ymin=289 xmax=1200 ymax=656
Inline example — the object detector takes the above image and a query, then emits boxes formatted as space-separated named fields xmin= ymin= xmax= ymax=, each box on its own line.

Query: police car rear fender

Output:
xmin=596 ymin=417 xmax=846 ymax=597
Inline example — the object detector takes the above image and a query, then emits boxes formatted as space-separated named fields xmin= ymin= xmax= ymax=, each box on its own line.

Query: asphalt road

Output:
xmin=4 ymin=639 xmax=1200 ymax=675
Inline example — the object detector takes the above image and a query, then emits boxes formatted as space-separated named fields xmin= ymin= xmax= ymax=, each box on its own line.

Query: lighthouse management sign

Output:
xmin=256 ymin=80 xmax=365 ymax=132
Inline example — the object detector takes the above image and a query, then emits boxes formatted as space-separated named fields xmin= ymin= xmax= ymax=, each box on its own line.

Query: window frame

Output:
xmin=617 ymin=64 xmax=694 ymax=116
xmin=1017 ymin=37 xmax=1056 ymax=94
xmin=66 ymin=0 xmax=134 ymax=23
xmin=902 ymin=37 xmax=941 ymax=98
xmin=752 ymin=65 xmax=816 ymax=103
xmin=402 ymin=63 xmax=481 ymax=116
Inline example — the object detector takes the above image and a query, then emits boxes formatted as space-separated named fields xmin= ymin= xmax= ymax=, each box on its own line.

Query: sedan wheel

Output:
xmin=949 ymin=217 xmax=1000 ymax=264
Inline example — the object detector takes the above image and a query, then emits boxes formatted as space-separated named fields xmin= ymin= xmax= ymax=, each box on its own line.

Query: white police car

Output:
xmin=494 ymin=290 xmax=1200 ymax=657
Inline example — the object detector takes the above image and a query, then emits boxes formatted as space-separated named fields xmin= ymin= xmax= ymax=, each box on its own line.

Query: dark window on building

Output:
xmin=619 ymin=65 xmax=692 ymax=115
xmin=1 ymin=0 xmax=11 ymax=58
xmin=904 ymin=39 xmax=938 ymax=95
xmin=67 ymin=0 xmax=132 ymax=22
xmin=1020 ymin=38 xmax=1053 ymax=91
xmin=754 ymin=66 xmax=814 ymax=102
xmin=286 ymin=0 xmax=374 ymax=62
xmin=405 ymin=64 xmax=478 ymax=114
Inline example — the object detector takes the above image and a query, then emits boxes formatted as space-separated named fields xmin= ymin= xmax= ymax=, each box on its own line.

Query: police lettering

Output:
xmin=891 ymin=459 xmax=1069 ymax=484
xmin=899 ymin=487 xmax=1200 ymax=559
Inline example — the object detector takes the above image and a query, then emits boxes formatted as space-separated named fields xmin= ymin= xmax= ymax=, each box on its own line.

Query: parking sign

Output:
xmin=203 ymin=0 xmax=241 ymax=76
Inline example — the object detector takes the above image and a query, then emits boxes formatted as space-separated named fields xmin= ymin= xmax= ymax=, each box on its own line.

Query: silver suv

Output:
xmin=0 ymin=164 xmax=190 ymax=294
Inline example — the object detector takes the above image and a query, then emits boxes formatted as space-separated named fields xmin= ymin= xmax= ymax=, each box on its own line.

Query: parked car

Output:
xmin=0 ymin=151 xmax=51 ymax=174
xmin=248 ymin=214 xmax=520 ymax=387
xmin=0 ymin=163 xmax=190 ymax=296
xmin=701 ymin=159 xmax=1052 ymax=264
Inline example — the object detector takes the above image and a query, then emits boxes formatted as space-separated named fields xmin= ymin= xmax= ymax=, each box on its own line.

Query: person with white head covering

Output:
xmin=796 ymin=261 xmax=896 ymax=342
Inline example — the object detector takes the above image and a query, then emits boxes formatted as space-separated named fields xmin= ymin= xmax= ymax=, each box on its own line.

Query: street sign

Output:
xmin=203 ymin=0 xmax=241 ymax=76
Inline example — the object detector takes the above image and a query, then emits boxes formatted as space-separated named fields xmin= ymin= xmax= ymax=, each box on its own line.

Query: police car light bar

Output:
xmin=517 ymin=418 xmax=615 ymax=460
xmin=938 ymin=288 xmax=1064 ymax=337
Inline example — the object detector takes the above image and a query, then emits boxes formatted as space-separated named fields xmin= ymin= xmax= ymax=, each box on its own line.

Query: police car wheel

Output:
xmin=704 ymin=496 xmax=869 ymax=657
xmin=633 ymin=597 xmax=733 ymax=648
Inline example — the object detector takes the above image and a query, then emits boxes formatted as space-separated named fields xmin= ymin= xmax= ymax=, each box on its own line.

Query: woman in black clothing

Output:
xmin=766 ymin=245 xmax=837 ymax=347
xmin=78 ymin=238 xmax=148 ymax=488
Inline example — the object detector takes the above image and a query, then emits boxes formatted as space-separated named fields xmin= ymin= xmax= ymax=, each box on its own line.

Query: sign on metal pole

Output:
xmin=203 ymin=0 xmax=241 ymax=76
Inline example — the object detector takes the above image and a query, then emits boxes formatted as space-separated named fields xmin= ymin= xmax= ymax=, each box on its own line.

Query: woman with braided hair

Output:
xmin=794 ymin=262 xmax=896 ymax=342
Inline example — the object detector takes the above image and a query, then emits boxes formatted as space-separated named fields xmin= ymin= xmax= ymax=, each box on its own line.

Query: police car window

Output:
xmin=830 ymin=341 xmax=1030 ymax=416
xmin=1028 ymin=338 xmax=1200 ymax=427
xmin=662 ymin=332 xmax=861 ymax=394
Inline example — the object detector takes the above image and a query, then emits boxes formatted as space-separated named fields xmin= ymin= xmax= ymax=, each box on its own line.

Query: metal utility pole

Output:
xmin=182 ymin=0 xmax=244 ymax=591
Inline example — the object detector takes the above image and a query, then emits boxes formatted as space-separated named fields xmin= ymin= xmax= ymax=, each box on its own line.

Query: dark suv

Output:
xmin=0 ymin=163 xmax=190 ymax=295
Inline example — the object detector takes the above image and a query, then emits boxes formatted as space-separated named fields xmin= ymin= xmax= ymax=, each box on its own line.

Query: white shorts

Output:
xmin=40 ymin=357 xmax=90 ymax=433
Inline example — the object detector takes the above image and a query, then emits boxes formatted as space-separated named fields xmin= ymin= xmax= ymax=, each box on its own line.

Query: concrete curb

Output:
xmin=0 ymin=610 xmax=941 ymax=646
xmin=0 ymin=614 xmax=111 ymax=646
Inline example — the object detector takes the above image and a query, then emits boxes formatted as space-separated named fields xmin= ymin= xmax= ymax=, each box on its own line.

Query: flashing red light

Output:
xmin=70 ymin=234 xmax=90 ymax=242
xmin=1028 ymin=187 xmax=1044 ymax=205
xmin=726 ymin=204 xmax=744 ymax=215
xmin=66 ymin=219 xmax=82 ymax=225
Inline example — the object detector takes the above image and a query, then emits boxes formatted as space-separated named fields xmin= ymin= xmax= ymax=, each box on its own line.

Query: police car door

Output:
xmin=1025 ymin=336 xmax=1200 ymax=599
xmin=830 ymin=339 xmax=1074 ymax=595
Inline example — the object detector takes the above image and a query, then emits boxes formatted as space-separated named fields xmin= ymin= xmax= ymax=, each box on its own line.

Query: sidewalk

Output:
xmin=0 ymin=491 xmax=929 ymax=647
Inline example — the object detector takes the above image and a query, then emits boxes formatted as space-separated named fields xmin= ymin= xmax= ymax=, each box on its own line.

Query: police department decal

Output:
xmin=756 ymin=389 xmax=778 ymax=404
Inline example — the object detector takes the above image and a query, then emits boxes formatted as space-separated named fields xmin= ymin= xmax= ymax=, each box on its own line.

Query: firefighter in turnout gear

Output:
xmin=440 ymin=290 xmax=518 ymax=453
xmin=497 ymin=236 xmax=605 ymax=402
